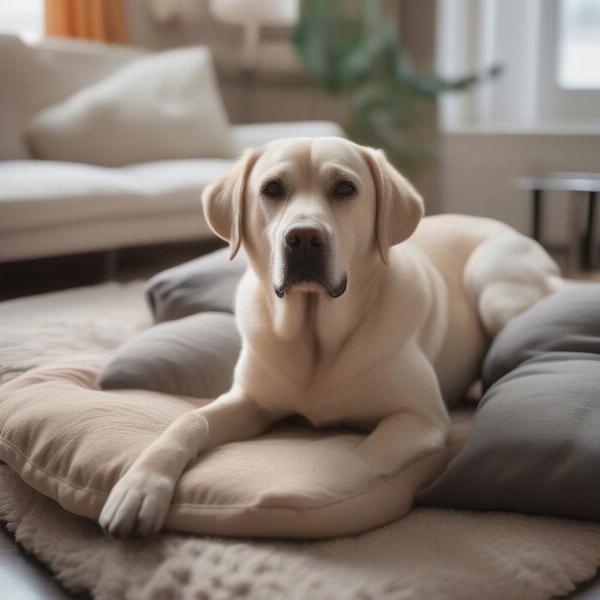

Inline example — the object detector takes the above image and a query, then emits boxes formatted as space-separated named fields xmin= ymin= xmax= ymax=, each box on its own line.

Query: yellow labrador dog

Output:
xmin=100 ymin=137 xmax=560 ymax=537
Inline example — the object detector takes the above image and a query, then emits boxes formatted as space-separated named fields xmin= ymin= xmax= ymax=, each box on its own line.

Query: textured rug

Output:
xmin=2 ymin=466 xmax=600 ymax=600
xmin=1 ymin=282 xmax=600 ymax=600
xmin=0 ymin=281 xmax=150 ymax=386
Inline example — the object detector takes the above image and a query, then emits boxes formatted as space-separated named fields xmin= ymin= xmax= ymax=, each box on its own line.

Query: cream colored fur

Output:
xmin=100 ymin=138 xmax=560 ymax=538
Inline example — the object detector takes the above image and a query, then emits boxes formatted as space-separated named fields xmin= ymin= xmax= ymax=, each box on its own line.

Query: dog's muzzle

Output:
xmin=273 ymin=223 xmax=347 ymax=298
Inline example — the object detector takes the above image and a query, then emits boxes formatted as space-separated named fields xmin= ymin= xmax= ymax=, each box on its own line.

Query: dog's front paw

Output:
xmin=99 ymin=469 xmax=175 ymax=539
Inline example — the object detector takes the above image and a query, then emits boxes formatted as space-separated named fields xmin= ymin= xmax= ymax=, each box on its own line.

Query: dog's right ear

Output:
xmin=201 ymin=148 xmax=261 ymax=260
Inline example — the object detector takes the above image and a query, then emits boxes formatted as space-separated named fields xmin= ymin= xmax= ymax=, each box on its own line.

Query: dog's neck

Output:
xmin=260 ymin=256 xmax=386 ymax=358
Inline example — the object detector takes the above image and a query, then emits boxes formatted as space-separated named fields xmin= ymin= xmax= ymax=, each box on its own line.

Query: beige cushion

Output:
xmin=26 ymin=46 xmax=233 ymax=166
xmin=0 ymin=361 xmax=462 ymax=538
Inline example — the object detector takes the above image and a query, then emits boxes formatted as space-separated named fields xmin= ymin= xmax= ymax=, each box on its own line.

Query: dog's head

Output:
xmin=202 ymin=137 xmax=423 ymax=299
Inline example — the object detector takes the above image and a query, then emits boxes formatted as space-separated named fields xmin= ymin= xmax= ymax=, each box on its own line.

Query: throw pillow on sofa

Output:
xmin=26 ymin=46 xmax=234 ymax=166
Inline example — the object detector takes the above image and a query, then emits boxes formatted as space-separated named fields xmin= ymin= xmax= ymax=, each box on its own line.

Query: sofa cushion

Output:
xmin=98 ymin=312 xmax=241 ymax=398
xmin=122 ymin=159 xmax=235 ymax=205
xmin=0 ymin=159 xmax=233 ymax=233
xmin=26 ymin=46 xmax=233 ymax=166
xmin=0 ymin=361 xmax=455 ymax=539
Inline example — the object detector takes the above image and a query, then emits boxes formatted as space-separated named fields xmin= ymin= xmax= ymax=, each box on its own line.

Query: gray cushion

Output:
xmin=482 ymin=283 xmax=600 ymax=388
xmin=98 ymin=312 xmax=240 ymax=398
xmin=145 ymin=247 xmax=247 ymax=322
xmin=419 ymin=352 xmax=600 ymax=520
xmin=420 ymin=283 xmax=600 ymax=520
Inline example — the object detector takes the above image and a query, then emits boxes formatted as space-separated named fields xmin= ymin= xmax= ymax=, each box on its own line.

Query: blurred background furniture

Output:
xmin=0 ymin=34 xmax=343 ymax=265
xmin=517 ymin=172 xmax=599 ymax=273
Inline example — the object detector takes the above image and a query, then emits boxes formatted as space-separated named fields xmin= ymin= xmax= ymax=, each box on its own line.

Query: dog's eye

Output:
xmin=261 ymin=179 xmax=285 ymax=199
xmin=332 ymin=180 xmax=357 ymax=198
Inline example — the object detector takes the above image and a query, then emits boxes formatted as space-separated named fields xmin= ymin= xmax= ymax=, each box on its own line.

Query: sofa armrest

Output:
xmin=230 ymin=121 xmax=345 ymax=155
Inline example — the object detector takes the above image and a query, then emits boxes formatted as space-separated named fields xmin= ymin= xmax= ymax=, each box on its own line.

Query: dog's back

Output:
xmin=409 ymin=214 xmax=560 ymax=402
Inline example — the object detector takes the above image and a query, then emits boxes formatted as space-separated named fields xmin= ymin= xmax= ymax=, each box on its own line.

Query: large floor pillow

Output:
xmin=0 ymin=359 xmax=467 ymax=539
xmin=419 ymin=283 xmax=600 ymax=520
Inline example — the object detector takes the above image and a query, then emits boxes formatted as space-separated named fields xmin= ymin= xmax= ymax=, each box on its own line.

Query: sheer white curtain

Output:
xmin=436 ymin=0 xmax=544 ymax=130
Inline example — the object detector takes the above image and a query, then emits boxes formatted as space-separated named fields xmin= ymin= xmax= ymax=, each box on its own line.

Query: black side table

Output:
xmin=517 ymin=173 xmax=599 ymax=271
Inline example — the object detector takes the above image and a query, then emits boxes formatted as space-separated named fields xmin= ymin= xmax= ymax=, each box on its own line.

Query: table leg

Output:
xmin=585 ymin=192 xmax=597 ymax=270
xmin=567 ymin=191 xmax=584 ymax=275
xmin=532 ymin=189 xmax=542 ymax=241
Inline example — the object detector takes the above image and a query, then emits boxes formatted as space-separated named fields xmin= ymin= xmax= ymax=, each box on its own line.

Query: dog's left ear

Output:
xmin=201 ymin=148 xmax=261 ymax=260
xmin=362 ymin=148 xmax=424 ymax=265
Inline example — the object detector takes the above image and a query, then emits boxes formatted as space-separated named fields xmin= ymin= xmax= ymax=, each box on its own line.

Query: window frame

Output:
xmin=537 ymin=0 xmax=600 ymax=123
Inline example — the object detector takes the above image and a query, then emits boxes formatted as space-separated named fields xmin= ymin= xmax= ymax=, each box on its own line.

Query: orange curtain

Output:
xmin=45 ymin=0 xmax=126 ymax=44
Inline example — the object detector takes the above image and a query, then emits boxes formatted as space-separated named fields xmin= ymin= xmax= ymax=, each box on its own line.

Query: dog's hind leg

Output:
xmin=464 ymin=232 xmax=562 ymax=336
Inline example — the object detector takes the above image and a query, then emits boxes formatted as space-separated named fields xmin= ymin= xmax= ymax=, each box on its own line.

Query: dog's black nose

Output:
xmin=284 ymin=225 xmax=326 ymax=258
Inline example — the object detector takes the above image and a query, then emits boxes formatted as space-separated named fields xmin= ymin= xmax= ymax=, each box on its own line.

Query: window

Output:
xmin=437 ymin=0 xmax=600 ymax=129
xmin=558 ymin=0 xmax=600 ymax=89
xmin=0 ymin=0 xmax=44 ymax=43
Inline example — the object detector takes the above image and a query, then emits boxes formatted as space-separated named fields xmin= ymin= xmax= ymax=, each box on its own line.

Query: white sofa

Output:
xmin=0 ymin=35 xmax=343 ymax=263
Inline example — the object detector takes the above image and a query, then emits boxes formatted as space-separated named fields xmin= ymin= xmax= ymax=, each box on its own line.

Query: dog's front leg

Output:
xmin=356 ymin=352 xmax=451 ymax=481
xmin=356 ymin=411 xmax=449 ymax=479
xmin=99 ymin=388 xmax=277 ymax=538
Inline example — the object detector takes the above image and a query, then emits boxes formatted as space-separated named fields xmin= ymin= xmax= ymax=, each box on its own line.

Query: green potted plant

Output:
xmin=293 ymin=0 xmax=501 ymax=172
